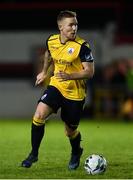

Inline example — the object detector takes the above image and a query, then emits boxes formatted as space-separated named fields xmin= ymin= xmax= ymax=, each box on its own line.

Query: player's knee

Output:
xmin=65 ymin=123 xmax=78 ymax=137
xmin=65 ymin=129 xmax=78 ymax=138
xmin=33 ymin=114 xmax=45 ymax=126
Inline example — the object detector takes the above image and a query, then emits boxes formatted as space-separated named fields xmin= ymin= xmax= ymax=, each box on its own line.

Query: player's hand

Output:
xmin=55 ymin=71 xmax=71 ymax=81
xmin=35 ymin=72 xmax=46 ymax=86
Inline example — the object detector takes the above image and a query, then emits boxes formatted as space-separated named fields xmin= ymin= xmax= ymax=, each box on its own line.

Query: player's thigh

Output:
xmin=61 ymin=98 xmax=85 ymax=129
xmin=34 ymin=85 xmax=62 ymax=120
xmin=34 ymin=102 xmax=53 ymax=120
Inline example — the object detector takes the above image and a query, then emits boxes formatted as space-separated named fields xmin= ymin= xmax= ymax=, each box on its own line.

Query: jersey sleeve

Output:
xmin=46 ymin=34 xmax=54 ymax=53
xmin=79 ymin=42 xmax=94 ymax=62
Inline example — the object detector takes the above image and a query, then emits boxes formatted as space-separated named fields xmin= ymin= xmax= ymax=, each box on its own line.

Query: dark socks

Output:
xmin=69 ymin=132 xmax=81 ymax=155
xmin=31 ymin=123 xmax=45 ymax=157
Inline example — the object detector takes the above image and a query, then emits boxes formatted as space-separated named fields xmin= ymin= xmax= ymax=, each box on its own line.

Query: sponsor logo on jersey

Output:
xmin=55 ymin=59 xmax=72 ymax=65
xmin=51 ymin=46 xmax=58 ymax=49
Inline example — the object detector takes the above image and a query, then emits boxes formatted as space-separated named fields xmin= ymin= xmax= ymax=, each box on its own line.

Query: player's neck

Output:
xmin=59 ymin=34 xmax=68 ymax=44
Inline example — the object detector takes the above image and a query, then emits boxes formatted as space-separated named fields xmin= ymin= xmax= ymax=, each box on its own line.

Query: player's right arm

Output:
xmin=35 ymin=50 xmax=52 ymax=86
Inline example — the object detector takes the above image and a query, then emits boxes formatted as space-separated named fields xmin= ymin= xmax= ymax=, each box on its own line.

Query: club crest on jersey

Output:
xmin=68 ymin=48 xmax=74 ymax=54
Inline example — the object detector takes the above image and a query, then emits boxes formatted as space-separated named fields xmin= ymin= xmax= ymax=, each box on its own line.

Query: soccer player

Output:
xmin=21 ymin=10 xmax=94 ymax=170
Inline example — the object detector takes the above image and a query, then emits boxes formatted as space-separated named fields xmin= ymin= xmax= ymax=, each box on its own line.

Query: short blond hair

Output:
xmin=57 ymin=10 xmax=77 ymax=23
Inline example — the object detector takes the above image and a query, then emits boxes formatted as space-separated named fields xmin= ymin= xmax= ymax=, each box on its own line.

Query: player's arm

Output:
xmin=56 ymin=62 xmax=94 ymax=81
xmin=70 ymin=61 xmax=94 ymax=80
xmin=55 ymin=42 xmax=94 ymax=81
xmin=35 ymin=50 xmax=53 ymax=86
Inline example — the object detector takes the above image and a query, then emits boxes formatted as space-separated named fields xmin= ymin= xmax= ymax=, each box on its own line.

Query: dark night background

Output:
xmin=0 ymin=0 xmax=133 ymax=119
xmin=0 ymin=0 xmax=132 ymax=35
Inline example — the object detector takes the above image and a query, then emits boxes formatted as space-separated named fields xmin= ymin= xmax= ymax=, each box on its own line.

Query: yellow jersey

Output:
xmin=46 ymin=34 xmax=92 ymax=100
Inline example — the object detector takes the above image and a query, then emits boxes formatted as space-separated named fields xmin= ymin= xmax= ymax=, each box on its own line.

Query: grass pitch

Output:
xmin=0 ymin=118 xmax=133 ymax=179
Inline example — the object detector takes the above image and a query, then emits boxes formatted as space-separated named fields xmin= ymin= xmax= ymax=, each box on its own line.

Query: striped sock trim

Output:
xmin=33 ymin=116 xmax=45 ymax=126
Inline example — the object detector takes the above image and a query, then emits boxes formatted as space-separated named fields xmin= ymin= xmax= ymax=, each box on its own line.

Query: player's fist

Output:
xmin=35 ymin=72 xmax=46 ymax=86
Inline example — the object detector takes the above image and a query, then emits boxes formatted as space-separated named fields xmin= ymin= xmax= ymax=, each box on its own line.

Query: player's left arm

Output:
xmin=76 ymin=61 xmax=94 ymax=79
xmin=56 ymin=42 xmax=94 ymax=81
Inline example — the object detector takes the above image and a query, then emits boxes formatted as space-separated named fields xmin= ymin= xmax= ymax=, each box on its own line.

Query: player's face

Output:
xmin=59 ymin=17 xmax=78 ymax=41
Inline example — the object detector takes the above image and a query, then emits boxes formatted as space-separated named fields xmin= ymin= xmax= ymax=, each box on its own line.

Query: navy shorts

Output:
xmin=38 ymin=85 xmax=85 ymax=130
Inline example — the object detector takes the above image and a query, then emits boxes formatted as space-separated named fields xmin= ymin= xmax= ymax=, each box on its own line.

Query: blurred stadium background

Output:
xmin=0 ymin=0 xmax=133 ymax=120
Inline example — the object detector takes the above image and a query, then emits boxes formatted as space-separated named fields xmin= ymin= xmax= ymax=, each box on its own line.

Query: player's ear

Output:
xmin=57 ymin=20 xmax=63 ymax=31
xmin=58 ymin=23 xmax=63 ymax=31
